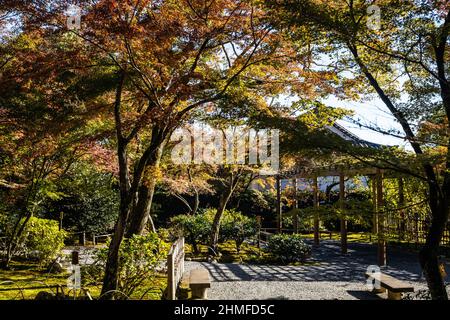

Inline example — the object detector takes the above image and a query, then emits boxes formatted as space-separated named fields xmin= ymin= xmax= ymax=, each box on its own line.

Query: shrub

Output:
xmin=41 ymin=163 xmax=119 ymax=235
xmin=170 ymin=214 xmax=211 ymax=253
xmin=266 ymin=234 xmax=311 ymax=263
xmin=20 ymin=217 xmax=67 ymax=266
xmin=86 ymin=233 xmax=169 ymax=299
xmin=171 ymin=209 xmax=258 ymax=254
xmin=219 ymin=210 xmax=258 ymax=252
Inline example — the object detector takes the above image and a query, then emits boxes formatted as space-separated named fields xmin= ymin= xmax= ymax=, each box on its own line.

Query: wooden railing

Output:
xmin=166 ymin=237 xmax=185 ymax=300
xmin=64 ymin=231 xmax=112 ymax=247
xmin=384 ymin=215 xmax=450 ymax=247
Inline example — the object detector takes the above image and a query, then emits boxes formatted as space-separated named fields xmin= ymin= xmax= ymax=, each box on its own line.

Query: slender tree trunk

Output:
xmin=2 ymin=218 xmax=23 ymax=269
xmin=100 ymin=205 xmax=130 ymax=298
xmin=127 ymin=179 xmax=157 ymax=235
xmin=101 ymin=72 xmax=129 ymax=298
xmin=209 ymin=186 xmax=233 ymax=255
xmin=2 ymin=196 xmax=38 ymax=269
xmin=102 ymin=133 xmax=165 ymax=296
xmin=187 ymin=167 xmax=200 ymax=215
xmin=126 ymin=143 xmax=164 ymax=236
xmin=419 ymin=195 xmax=449 ymax=300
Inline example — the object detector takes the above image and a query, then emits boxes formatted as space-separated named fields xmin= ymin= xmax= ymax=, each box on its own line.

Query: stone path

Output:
xmin=185 ymin=240 xmax=449 ymax=300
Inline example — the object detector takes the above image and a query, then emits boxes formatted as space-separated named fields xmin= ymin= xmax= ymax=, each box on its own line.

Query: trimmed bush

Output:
xmin=21 ymin=217 xmax=67 ymax=266
xmin=170 ymin=214 xmax=211 ymax=253
xmin=266 ymin=234 xmax=311 ymax=263
xmin=219 ymin=210 xmax=258 ymax=252
xmin=171 ymin=209 xmax=258 ymax=253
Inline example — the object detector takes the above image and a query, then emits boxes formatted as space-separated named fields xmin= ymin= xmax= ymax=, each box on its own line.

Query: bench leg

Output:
xmin=387 ymin=291 xmax=402 ymax=300
xmin=372 ymin=287 xmax=386 ymax=294
xmin=191 ymin=287 xmax=208 ymax=300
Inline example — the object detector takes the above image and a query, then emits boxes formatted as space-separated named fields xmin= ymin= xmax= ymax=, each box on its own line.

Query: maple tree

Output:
xmin=2 ymin=0 xmax=330 ymax=295
xmin=0 ymin=1 xmax=121 ymax=268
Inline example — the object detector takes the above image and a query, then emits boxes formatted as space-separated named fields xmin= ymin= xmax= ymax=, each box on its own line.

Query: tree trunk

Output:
xmin=192 ymin=189 xmax=200 ymax=215
xmin=2 ymin=220 xmax=21 ymax=269
xmin=209 ymin=189 xmax=233 ymax=255
xmin=101 ymin=133 xmax=130 ymax=298
xmin=2 ymin=210 xmax=34 ymax=269
xmin=419 ymin=198 xmax=449 ymax=300
xmin=126 ymin=143 xmax=163 ymax=236
xmin=1 ymin=169 xmax=42 ymax=269
xmin=100 ymin=206 xmax=129 ymax=299
xmin=101 ymin=72 xmax=130 ymax=298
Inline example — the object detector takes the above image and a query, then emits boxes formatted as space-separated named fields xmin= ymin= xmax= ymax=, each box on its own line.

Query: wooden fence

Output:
xmin=258 ymin=228 xmax=334 ymax=248
xmin=65 ymin=231 xmax=112 ymax=247
xmin=261 ymin=215 xmax=450 ymax=248
xmin=166 ymin=237 xmax=185 ymax=300
xmin=384 ymin=215 xmax=450 ymax=247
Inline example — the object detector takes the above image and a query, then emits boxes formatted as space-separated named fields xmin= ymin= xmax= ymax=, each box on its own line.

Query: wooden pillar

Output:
xmin=71 ymin=251 xmax=79 ymax=265
xmin=59 ymin=212 xmax=64 ymax=231
xmin=398 ymin=178 xmax=405 ymax=240
xmin=92 ymin=233 xmax=96 ymax=247
xmin=371 ymin=177 xmax=378 ymax=235
xmin=79 ymin=232 xmax=86 ymax=246
xmin=313 ymin=176 xmax=320 ymax=246
xmin=293 ymin=178 xmax=299 ymax=233
xmin=376 ymin=169 xmax=386 ymax=266
xmin=256 ymin=216 xmax=262 ymax=249
xmin=340 ymin=173 xmax=347 ymax=254
xmin=276 ymin=176 xmax=282 ymax=234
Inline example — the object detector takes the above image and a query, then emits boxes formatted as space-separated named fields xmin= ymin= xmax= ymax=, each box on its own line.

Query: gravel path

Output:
xmin=185 ymin=240 xmax=449 ymax=300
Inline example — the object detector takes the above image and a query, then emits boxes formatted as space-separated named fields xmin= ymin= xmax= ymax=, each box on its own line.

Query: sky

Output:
xmin=323 ymin=96 xmax=410 ymax=149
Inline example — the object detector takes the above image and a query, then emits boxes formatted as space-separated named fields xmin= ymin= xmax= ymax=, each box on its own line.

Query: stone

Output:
xmin=47 ymin=261 xmax=64 ymax=274
xmin=35 ymin=291 xmax=56 ymax=300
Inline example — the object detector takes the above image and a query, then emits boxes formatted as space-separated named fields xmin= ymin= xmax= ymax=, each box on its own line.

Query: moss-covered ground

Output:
xmin=0 ymin=261 xmax=167 ymax=300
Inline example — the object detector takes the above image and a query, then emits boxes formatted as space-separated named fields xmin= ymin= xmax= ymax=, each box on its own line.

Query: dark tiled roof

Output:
xmin=327 ymin=122 xmax=383 ymax=149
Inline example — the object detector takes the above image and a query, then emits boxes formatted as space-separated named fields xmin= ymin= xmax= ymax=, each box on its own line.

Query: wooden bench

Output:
xmin=189 ymin=268 xmax=211 ymax=299
xmin=365 ymin=272 xmax=414 ymax=300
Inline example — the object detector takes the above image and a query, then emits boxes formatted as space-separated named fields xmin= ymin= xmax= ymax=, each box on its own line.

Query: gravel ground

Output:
xmin=62 ymin=246 xmax=99 ymax=265
xmin=185 ymin=240 xmax=449 ymax=300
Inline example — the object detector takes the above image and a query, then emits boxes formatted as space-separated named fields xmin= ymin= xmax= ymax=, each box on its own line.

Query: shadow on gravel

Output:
xmin=346 ymin=290 xmax=383 ymax=300
xmin=195 ymin=240 xmax=429 ymax=284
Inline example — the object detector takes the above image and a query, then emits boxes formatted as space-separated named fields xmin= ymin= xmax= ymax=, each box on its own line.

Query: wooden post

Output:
xmin=256 ymin=216 xmax=262 ymax=249
xmin=376 ymin=169 xmax=386 ymax=266
xmin=71 ymin=251 xmax=79 ymax=265
xmin=415 ymin=213 xmax=419 ymax=247
xmin=167 ymin=238 xmax=185 ymax=300
xmin=313 ymin=176 xmax=320 ymax=246
xmin=276 ymin=175 xmax=282 ymax=234
xmin=79 ymin=232 xmax=86 ymax=246
xmin=340 ymin=173 xmax=347 ymax=254
xmin=167 ymin=250 xmax=175 ymax=300
xmin=371 ymin=177 xmax=378 ymax=235
xmin=59 ymin=212 xmax=64 ymax=231
xmin=398 ymin=178 xmax=405 ymax=241
xmin=293 ymin=178 xmax=299 ymax=234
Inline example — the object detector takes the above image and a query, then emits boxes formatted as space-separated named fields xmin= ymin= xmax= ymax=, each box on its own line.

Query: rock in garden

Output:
xmin=35 ymin=291 xmax=56 ymax=300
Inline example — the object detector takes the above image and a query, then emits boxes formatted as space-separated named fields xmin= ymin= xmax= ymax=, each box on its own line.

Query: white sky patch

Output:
xmin=322 ymin=96 xmax=410 ymax=149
